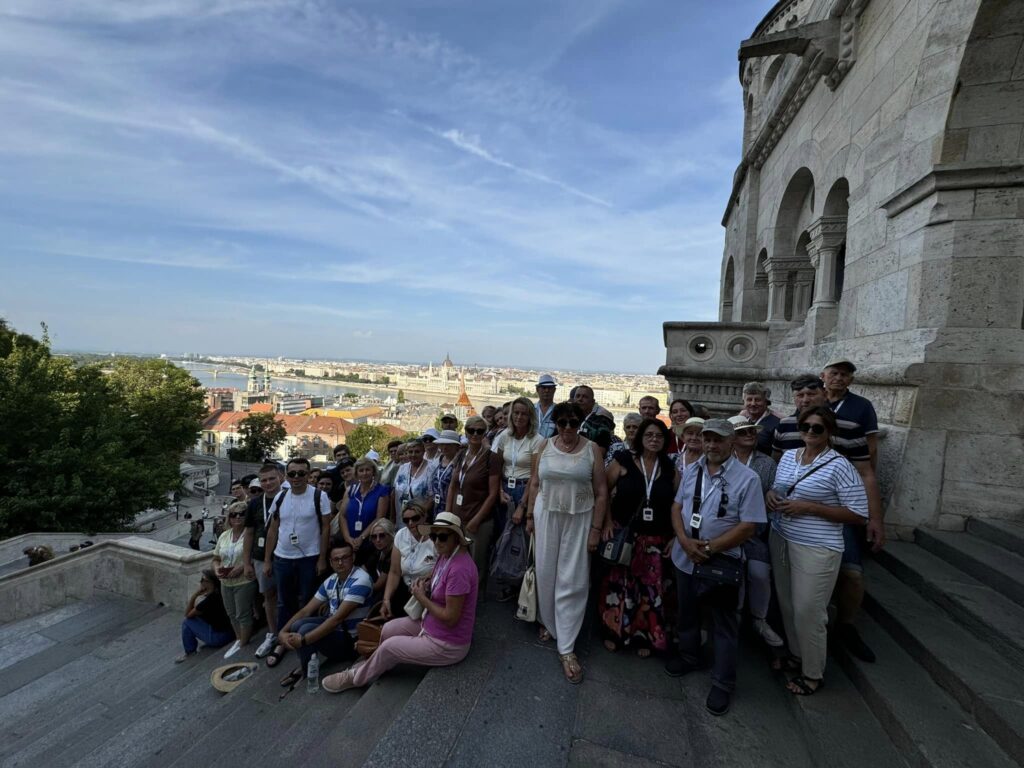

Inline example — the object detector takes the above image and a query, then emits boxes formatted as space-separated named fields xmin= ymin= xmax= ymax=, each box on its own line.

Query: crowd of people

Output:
xmin=176 ymin=358 xmax=881 ymax=714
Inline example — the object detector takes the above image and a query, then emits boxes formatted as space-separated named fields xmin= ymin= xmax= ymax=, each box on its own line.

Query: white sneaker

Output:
xmin=223 ymin=640 xmax=242 ymax=659
xmin=254 ymin=633 xmax=276 ymax=658
xmin=754 ymin=618 xmax=784 ymax=648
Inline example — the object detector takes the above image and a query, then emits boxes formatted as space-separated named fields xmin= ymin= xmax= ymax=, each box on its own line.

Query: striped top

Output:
xmin=314 ymin=567 xmax=373 ymax=637
xmin=771 ymin=448 xmax=869 ymax=551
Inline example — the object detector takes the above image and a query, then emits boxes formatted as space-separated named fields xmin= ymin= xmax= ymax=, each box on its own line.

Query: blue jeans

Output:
xmin=673 ymin=565 xmax=740 ymax=693
xmin=181 ymin=618 xmax=234 ymax=653
xmin=274 ymin=555 xmax=320 ymax=630
xmin=292 ymin=616 xmax=357 ymax=672
xmin=497 ymin=479 xmax=528 ymax=535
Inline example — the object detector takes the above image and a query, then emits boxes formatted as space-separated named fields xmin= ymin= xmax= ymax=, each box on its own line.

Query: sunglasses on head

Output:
xmin=465 ymin=427 xmax=486 ymax=436
xmin=428 ymin=532 xmax=452 ymax=543
xmin=799 ymin=423 xmax=827 ymax=435
xmin=286 ymin=470 xmax=308 ymax=478
xmin=402 ymin=513 xmax=423 ymax=524
xmin=556 ymin=418 xmax=580 ymax=429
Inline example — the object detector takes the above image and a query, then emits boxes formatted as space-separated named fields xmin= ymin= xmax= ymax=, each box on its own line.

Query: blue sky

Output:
xmin=1 ymin=0 xmax=766 ymax=373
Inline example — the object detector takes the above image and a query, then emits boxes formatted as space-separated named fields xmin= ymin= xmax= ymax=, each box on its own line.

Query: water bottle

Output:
xmin=307 ymin=654 xmax=319 ymax=694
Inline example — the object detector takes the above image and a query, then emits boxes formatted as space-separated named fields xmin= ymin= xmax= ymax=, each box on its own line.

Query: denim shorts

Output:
xmin=841 ymin=523 xmax=864 ymax=572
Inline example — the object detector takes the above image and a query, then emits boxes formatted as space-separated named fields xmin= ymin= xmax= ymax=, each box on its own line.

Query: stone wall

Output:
xmin=662 ymin=0 xmax=1024 ymax=530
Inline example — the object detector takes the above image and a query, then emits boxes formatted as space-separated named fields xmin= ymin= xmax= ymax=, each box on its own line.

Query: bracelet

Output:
xmin=590 ymin=525 xmax=602 ymax=532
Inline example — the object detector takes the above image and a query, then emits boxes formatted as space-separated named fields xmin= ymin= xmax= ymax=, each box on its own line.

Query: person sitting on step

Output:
xmin=176 ymin=570 xmax=234 ymax=663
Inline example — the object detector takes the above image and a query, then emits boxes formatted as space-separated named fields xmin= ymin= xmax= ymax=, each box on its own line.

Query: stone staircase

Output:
xmin=837 ymin=518 xmax=1024 ymax=768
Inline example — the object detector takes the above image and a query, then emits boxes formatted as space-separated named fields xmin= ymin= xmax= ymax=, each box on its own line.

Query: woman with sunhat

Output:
xmin=321 ymin=511 xmax=479 ymax=692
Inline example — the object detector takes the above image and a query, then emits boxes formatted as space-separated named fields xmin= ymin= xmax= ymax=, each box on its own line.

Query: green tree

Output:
xmin=396 ymin=389 xmax=406 ymax=404
xmin=346 ymin=424 xmax=394 ymax=458
xmin=0 ymin=321 xmax=206 ymax=537
xmin=230 ymin=412 xmax=287 ymax=462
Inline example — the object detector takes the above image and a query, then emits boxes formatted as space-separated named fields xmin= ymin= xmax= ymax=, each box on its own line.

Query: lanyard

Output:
xmin=354 ymin=483 xmax=376 ymax=521
xmin=262 ymin=494 xmax=272 ymax=527
xmin=508 ymin=434 xmax=528 ymax=473
xmin=639 ymin=456 xmax=659 ymax=504
xmin=458 ymin=449 xmax=482 ymax=488
xmin=431 ymin=547 xmax=460 ymax=593
xmin=831 ymin=398 xmax=846 ymax=415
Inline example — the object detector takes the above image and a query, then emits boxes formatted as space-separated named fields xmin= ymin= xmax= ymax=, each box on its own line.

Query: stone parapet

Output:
xmin=0 ymin=536 xmax=212 ymax=623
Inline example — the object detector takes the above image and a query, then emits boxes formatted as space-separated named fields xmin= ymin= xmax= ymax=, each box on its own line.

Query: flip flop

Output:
xmin=265 ymin=646 xmax=286 ymax=668
xmin=538 ymin=627 xmax=552 ymax=643
xmin=279 ymin=667 xmax=303 ymax=688
xmin=787 ymin=675 xmax=824 ymax=696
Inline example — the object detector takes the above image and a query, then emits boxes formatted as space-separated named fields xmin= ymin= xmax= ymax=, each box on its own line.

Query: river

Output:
xmin=177 ymin=363 xmax=393 ymax=401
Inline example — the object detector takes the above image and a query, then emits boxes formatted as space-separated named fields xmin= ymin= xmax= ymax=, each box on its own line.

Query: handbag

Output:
xmin=404 ymin=594 xmax=425 ymax=620
xmin=490 ymin=513 xmax=529 ymax=585
xmin=515 ymin=535 xmax=537 ymax=623
xmin=354 ymin=602 xmax=387 ymax=656
xmin=599 ymin=524 xmax=634 ymax=566
xmin=689 ymin=469 xmax=743 ymax=590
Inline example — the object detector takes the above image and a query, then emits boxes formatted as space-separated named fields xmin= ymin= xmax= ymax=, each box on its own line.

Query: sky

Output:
xmin=1 ymin=0 xmax=767 ymax=373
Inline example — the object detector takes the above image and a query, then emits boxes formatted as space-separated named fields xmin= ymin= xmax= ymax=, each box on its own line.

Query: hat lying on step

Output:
xmin=211 ymin=662 xmax=258 ymax=694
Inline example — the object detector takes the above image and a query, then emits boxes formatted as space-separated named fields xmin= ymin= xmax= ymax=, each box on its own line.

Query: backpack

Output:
xmin=271 ymin=488 xmax=325 ymax=532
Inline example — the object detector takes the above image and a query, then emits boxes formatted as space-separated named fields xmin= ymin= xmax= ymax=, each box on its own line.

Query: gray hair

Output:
xmin=742 ymin=381 xmax=771 ymax=398
xmin=623 ymin=413 xmax=643 ymax=427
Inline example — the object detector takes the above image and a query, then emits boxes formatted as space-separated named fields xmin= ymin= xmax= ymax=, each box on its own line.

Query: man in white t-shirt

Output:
xmin=262 ymin=457 xmax=332 ymax=667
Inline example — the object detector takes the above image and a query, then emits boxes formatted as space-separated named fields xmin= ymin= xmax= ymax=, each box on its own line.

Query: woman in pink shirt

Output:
xmin=321 ymin=511 xmax=479 ymax=692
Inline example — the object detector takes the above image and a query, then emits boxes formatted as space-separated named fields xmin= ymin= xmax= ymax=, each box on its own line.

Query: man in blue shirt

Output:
xmin=535 ymin=374 xmax=557 ymax=438
xmin=667 ymin=419 xmax=766 ymax=716
xmin=822 ymin=357 xmax=883 ymax=664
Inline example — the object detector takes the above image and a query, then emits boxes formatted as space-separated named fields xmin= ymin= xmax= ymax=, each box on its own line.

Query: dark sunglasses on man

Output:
xmin=286 ymin=469 xmax=308 ymax=478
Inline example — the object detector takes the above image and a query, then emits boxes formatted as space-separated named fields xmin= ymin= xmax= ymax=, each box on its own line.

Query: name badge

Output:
xmin=689 ymin=512 xmax=703 ymax=531
xmin=642 ymin=506 xmax=654 ymax=522
xmin=354 ymin=520 xmax=363 ymax=532
xmin=289 ymin=532 xmax=299 ymax=545
xmin=456 ymin=493 xmax=464 ymax=506
xmin=257 ymin=537 xmax=265 ymax=548
xmin=507 ymin=477 xmax=517 ymax=489
xmin=434 ymin=493 xmax=441 ymax=507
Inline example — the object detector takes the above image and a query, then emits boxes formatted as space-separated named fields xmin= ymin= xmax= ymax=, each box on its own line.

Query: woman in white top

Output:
xmin=392 ymin=439 xmax=432 ymax=521
xmin=212 ymin=501 xmax=258 ymax=659
xmin=381 ymin=498 xmax=437 ymax=619
xmin=673 ymin=417 xmax=704 ymax=477
xmin=525 ymin=401 xmax=608 ymax=684
xmin=766 ymin=405 xmax=868 ymax=696
xmin=496 ymin=397 xmax=545 ymax=531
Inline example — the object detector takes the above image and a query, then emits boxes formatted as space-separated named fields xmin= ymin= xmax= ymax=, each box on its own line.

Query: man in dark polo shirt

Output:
xmin=771 ymin=376 xmax=828 ymax=460
xmin=822 ymin=357 xmax=883 ymax=664
xmin=242 ymin=463 xmax=283 ymax=658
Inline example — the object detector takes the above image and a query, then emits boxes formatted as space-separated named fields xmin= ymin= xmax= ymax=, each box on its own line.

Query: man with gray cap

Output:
xmin=666 ymin=418 xmax=766 ymax=716
xmin=535 ymin=374 xmax=558 ymax=438
xmin=739 ymin=382 xmax=780 ymax=456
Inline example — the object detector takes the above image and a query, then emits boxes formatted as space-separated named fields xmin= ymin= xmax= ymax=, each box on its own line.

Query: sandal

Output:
xmin=602 ymin=640 xmax=618 ymax=653
xmin=771 ymin=655 xmax=801 ymax=673
xmin=635 ymin=648 xmax=651 ymax=659
xmin=265 ymin=645 xmax=286 ymax=668
xmin=538 ymin=627 xmax=552 ymax=643
xmin=787 ymin=675 xmax=824 ymax=696
xmin=559 ymin=653 xmax=583 ymax=685
xmin=279 ymin=667 xmax=303 ymax=688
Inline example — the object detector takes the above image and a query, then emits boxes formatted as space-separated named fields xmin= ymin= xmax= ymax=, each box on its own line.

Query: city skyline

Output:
xmin=1 ymin=0 xmax=767 ymax=371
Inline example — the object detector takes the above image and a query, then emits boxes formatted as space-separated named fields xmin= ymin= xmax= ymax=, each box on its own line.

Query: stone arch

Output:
xmin=767 ymin=168 xmax=817 ymax=322
xmin=722 ymin=256 xmax=736 ymax=321
xmin=763 ymin=56 xmax=784 ymax=94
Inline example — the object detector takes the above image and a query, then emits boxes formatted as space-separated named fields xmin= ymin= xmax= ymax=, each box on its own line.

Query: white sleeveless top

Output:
xmin=394 ymin=526 xmax=437 ymax=586
xmin=538 ymin=439 xmax=595 ymax=515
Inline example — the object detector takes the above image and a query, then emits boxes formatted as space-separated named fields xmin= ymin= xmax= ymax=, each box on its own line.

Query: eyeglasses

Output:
xmin=643 ymin=432 xmax=664 ymax=440
xmin=286 ymin=469 xmax=309 ymax=478
xmin=228 ymin=513 xmax=245 ymax=519
xmin=428 ymin=532 xmax=452 ymax=543
xmin=422 ymin=436 xmax=436 ymax=443
xmin=556 ymin=418 xmax=581 ymax=429
xmin=465 ymin=427 xmax=486 ymax=436
xmin=402 ymin=513 xmax=423 ymax=525
xmin=330 ymin=554 xmax=353 ymax=563
xmin=799 ymin=423 xmax=827 ymax=435
xmin=370 ymin=533 xmax=389 ymax=541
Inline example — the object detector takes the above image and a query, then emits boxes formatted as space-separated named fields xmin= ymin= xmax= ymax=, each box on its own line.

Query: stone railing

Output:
xmin=0 ymin=536 xmax=212 ymax=623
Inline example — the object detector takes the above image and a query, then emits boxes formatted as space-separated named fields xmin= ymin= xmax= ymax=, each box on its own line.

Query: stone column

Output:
xmin=793 ymin=268 xmax=816 ymax=321
xmin=805 ymin=216 xmax=847 ymax=342
xmin=767 ymin=270 xmax=789 ymax=321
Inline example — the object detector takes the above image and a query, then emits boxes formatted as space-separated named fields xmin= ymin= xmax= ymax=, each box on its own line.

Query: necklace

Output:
xmin=557 ymin=435 xmax=580 ymax=452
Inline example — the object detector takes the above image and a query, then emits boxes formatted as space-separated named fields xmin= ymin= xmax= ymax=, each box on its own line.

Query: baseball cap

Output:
xmin=702 ymin=418 xmax=735 ymax=437
xmin=248 ymin=478 xmax=262 ymax=490
xmin=824 ymin=357 xmax=857 ymax=372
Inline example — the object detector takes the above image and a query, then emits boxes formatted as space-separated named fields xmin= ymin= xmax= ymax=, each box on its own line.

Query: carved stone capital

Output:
xmin=808 ymin=215 xmax=848 ymax=251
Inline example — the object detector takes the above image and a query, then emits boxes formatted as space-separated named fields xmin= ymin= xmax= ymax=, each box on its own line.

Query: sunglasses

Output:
xmin=370 ymin=533 xmax=389 ymax=541
xmin=422 ymin=436 xmax=436 ymax=443
xmin=286 ymin=470 xmax=309 ymax=478
xmin=465 ymin=427 xmax=486 ymax=436
xmin=402 ymin=513 xmax=423 ymax=525
xmin=799 ymin=423 xmax=827 ymax=435
xmin=228 ymin=512 xmax=245 ymax=519
xmin=428 ymin=532 xmax=452 ymax=543
xmin=556 ymin=418 xmax=581 ymax=429
xmin=248 ymin=487 xmax=262 ymax=493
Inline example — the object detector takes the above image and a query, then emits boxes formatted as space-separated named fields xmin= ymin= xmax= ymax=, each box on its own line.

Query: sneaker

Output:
xmin=223 ymin=640 xmax=242 ymax=659
xmin=706 ymin=686 xmax=731 ymax=716
xmin=838 ymin=623 xmax=876 ymax=663
xmin=174 ymin=651 xmax=196 ymax=664
xmin=255 ymin=633 xmax=276 ymax=658
xmin=753 ymin=618 xmax=784 ymax=648
xmin=664 ymin=656 xmax=701 ymax=678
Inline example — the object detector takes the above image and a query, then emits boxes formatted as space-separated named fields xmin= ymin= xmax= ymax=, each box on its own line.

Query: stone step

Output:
xmin=915 ymin=529 xmax=1024 ymax=608
xmin=864 ymin=561 xmax=1024 ymax=765
xmin=874 ymin=541 xmax=1024 ymax=668
xmin=783 ymin=655 xmax=909 ymax=768
xmin=967 ymin=517 xmax=1024 ymax=559
xmin=834 ymin=611 xmax=1017 ymax=768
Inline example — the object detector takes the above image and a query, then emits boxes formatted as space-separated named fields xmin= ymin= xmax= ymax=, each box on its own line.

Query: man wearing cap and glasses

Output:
xmin=322 ymin=512 xmax=479 ymax=693
xmin=667 ymin=419 xmax=766 ymax=717
xmin=535 ymin=374 xmax=558 ymax=438
xmin=821 ymin=357 xmax=883 ymax=664
xmin=261 ymin=457 xmax=332 ymax=668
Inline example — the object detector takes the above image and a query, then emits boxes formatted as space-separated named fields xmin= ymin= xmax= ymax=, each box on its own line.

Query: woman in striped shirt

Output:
xmin=766 ymin=405 xmax=868 ymax=696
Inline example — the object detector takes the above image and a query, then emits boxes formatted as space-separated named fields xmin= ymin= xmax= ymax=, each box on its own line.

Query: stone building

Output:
xmin=660 ymin=0 xmax=1023 ymax=532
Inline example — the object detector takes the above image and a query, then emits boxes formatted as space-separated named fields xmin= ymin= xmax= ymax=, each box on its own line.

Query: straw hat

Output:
xmin=210 ymin=662 xmax=258 ymax=694
xmin=418 ymin=511 xmax=472 ymax=547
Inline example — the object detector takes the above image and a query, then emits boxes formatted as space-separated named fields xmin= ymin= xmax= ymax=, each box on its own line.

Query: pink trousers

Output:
xmin=352 ymin=617 xmax=470 ymax=687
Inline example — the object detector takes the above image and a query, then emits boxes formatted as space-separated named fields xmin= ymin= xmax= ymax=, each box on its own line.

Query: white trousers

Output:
xmin=535 ymin=507 xmax=591 ymax=655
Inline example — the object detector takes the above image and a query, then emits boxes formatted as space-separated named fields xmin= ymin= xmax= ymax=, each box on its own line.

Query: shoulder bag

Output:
xmin=515 ymin=535 xmax=537 ymax=623
xmin=355 ymin=602 xmax=388 ymax=656
xmin=689 ymin=470 xmax=743 ymax=591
